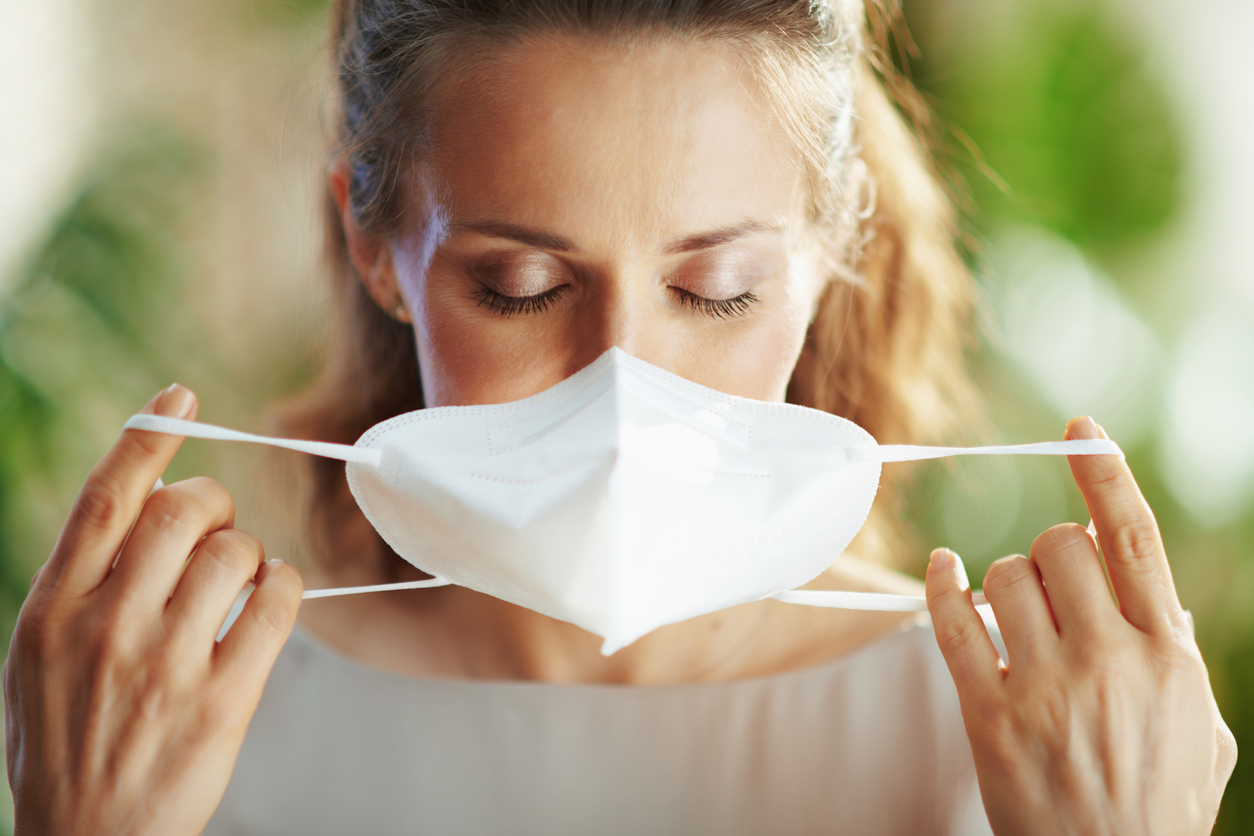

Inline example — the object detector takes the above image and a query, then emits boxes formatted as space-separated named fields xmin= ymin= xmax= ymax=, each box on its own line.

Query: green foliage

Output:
xmin=903 ymin=2 xmax=1250 ymax=830
xmin=0 ymin=363 xmax=52 ymax=607
xmin=926 ymin=6 xmax=1184 ymax=252
xmin=0 ymin=126 xmax=203 ymax=608
xmin=16 ymin=131 xmax=201 ymax=355
xmin=241 ymin=0 xmax=332 ymax=28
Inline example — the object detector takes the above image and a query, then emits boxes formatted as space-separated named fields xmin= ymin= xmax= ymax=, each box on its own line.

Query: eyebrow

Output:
xmin=448 ymin=219 xmax=787 ymax=255
xmin=662 ymin=220 xmax=787 ymax=254
xmin=449 ymin=221 xmax=574 ymax=251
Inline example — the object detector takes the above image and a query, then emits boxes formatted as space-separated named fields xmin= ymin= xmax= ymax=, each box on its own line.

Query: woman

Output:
xmin=3 ymin=0 xmax=1235 ymax=833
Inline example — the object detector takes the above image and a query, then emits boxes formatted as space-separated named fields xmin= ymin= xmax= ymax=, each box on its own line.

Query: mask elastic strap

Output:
xmin=773 ymin=589 xmax=989 ymax=612
xmin=301 ymin=577 xmax=453 ymax=598
xmin=776 ymin=437 xmax=1121 ymax=612
xmin=846 ymin=437 xmax=1122 ymax=464
xmin=124 ymin=414 xmax=383 ymax=467
xmin=125 ymin=414 xmax=452 ymax=599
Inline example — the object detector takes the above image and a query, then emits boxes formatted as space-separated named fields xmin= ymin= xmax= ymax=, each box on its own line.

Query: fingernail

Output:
xmin=952 ymin=551 xmax=970 ymax=592
xmin=266 ymin=558 xmax=287 ymax=566
xmin=930 ymin=548 xmax=969 ymax=591
xmin=157 ymin=383 xmax=195 ymax=418
xmin=1070 ymin=416 xmax=1099 ymax=440
xmin=929 ymin=547 xmax=954 ymax=572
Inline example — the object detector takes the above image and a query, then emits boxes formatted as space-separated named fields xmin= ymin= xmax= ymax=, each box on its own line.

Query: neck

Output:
xmin=297 ymin=558 xmax=922 ymax=685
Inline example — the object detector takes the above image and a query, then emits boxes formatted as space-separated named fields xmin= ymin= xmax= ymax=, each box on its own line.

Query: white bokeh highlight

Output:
xmin=991 ymin=227 xmax=1164 ymax=447
xmin=1160 ymin=307 xmax=1254 ymax=527
xmin=0 ymin=0 xmax=93 ymax=289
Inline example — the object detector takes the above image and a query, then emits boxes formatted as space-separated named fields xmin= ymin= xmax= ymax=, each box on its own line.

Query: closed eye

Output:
xmin=671 ymin=288 xmax=759 ymax=319
xmin=473 ymin=286 xmax=568 ymax=317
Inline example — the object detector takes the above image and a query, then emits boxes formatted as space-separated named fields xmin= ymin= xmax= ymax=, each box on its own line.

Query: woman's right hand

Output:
xmin=3 ymin=384 xmax=303 ymax=836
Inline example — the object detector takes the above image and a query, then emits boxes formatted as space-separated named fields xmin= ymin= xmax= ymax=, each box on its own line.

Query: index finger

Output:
xmin=41 ymin=384 xmax=199 ymax=596
xmin=1065 ymin=416 xmax=1183 ymax=637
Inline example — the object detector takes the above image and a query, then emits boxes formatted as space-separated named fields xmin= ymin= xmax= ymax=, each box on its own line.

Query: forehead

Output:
xmin=423 ymin=34 xmax=806 ymax=248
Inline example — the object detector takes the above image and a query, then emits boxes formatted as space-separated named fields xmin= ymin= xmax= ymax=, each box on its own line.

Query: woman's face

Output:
xmin=350 ymin=34 xmax=827 ymax=406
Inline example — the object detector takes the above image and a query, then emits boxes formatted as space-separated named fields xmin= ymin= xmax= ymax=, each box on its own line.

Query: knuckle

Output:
xmin=1106 ymin=520 xmax=1162 ymax=569
xmin=1029 ymin=523 xmax=1090 ymax=563
xmin=12 ymin=587 xmax=82 ymax=658
xmin=10 ymin=607 xmax=53 ymax=662
xmin=1086 ymin=465 xmax=1124 ymax=489
xmin=257 ymin=600 xmax=295 ymax=637
xmin=141 ymin=487 xmax=197 ymax=533
xmin=72 ymin=481 xmax=130 ymax=534
xmin=936 ymin=610 xmax=984 ymax=659
xmin=245 ymin=598 xmax=296 ymax=643
xmin=1150 ymin=634 xmax=1207 ymax=681
xmin=183 ymin=476 xmax=235 ymax=518
xmin=196 ymin=530 xmax=264 ymax=578
xmin=983 ymin=555 xmax=1036 ymax=594
xmin=125 ymin=426 xmax=167 ymax=459
xmin=143 ymin=478 xmax=235 ymax=534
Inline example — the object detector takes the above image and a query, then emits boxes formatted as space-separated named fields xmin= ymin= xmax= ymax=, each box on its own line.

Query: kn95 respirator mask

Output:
xmin=125 ymin=347 xmax=1120 ymax=654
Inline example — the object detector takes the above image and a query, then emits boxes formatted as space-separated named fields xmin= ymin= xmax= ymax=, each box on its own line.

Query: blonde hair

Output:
xmin=281 ymin=0 xmax=976 ymax=580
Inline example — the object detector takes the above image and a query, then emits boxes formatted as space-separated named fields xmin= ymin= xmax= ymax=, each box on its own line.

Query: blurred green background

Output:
xmin=0 ymin=0 xmax=1250 ymax=832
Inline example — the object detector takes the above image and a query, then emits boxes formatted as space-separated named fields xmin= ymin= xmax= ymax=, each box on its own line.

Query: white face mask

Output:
xmin=126 ymin=347 xmax=1120 ymax=654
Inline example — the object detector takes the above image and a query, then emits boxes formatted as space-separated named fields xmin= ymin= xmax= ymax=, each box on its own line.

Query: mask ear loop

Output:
xmin=775 ymin=437 xmax=1122 ymax=613
xmin=846 ymin=437 xmax=1123 ymax=464
xmin=123 ymin=414 xmax=453 ymax=600
xmin=128 ymin=415 xmax=1118 ymax=609
xmin=124 ymin=414 xmax=384 ymax=467
xmin=773 ymin=588 xmax=986 ymax=612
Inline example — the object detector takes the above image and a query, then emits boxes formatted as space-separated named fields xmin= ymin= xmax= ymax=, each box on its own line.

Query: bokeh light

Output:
xmin=1 ymin=0 xmax=1250 ymax=832
xmin=1161 ymin=306 xmax=1254 ymax=527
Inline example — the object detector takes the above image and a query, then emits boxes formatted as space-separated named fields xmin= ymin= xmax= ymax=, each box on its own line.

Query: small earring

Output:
xmin=393 ymin=300 xmax=409 ymax=322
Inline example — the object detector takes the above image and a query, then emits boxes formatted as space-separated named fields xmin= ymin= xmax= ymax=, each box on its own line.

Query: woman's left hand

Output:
xmin=926 ymin=416 xmax=1237 ymax=836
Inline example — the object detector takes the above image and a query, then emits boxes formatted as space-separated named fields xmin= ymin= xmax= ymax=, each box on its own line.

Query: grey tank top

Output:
xmin=204 ymin=619 xmax=995 ymax=835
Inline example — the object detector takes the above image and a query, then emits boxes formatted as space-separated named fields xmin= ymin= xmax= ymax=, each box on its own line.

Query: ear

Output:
xmin=328 ymin=156 xmax=411 ymax=322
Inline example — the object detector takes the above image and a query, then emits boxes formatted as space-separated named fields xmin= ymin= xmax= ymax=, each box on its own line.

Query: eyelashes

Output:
xmin=465 ymin=246 xmax=770 ymax=321
xmin=473 ymin=285 xmax=760 ymax=320
xmin=473 ymin=286 xmax=568 ymax=317
xmin=671 ymin=288 xmax=759 ymax=320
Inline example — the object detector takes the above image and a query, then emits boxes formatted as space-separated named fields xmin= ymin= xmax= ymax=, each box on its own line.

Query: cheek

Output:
xmin=706 ymin=288 xmax=814 ymax=401
xmin=749 ymin=265 xmax=829 ymax=399
xmin=406 ymin=260 xmax=572 ymax=407
xmin=664 ymin=264 xmax=821 ymax=402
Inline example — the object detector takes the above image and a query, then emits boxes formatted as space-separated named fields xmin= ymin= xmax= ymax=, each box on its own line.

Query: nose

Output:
xmin=566 ymin=267 xmax=657 ymax=375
